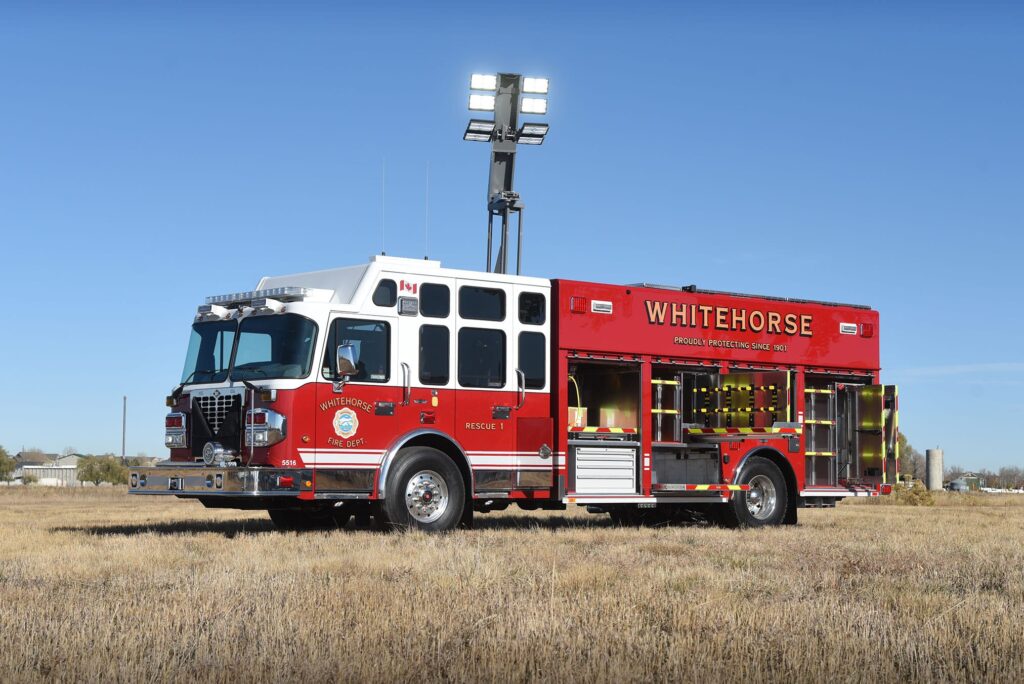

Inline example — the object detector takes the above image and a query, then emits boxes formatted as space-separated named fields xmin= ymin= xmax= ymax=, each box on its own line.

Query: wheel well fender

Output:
xmin=377 ymin=430 xmax=473 ymax=500
xmin=734 ymin=446 xmax=799 ymax=521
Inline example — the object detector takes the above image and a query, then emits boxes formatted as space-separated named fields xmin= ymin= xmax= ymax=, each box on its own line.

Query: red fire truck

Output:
xmin=129 ymin=72 xmax=898 ymax=530
xmin=128 ymin=255 xmax=898 ymax=530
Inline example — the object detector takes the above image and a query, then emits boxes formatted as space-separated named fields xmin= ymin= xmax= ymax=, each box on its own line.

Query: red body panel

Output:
xmin=553 ymin=280 xmax=880 ymax=371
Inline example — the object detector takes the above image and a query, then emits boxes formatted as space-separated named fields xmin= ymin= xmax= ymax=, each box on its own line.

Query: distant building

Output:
xmin=13 ymin=452 xmax=81 ymax=486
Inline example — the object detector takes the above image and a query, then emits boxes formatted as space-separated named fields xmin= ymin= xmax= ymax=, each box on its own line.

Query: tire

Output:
xmin=381 ymin=447 xmax=466 ymax=532
xmin=269 ymin=507 xmax=350 ymax=531
xmin=717 ymin=456 xmax=789 ymax=528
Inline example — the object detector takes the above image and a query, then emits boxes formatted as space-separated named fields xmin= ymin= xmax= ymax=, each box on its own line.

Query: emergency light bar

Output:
xmin=195 ymin=304 xmax=230 ymax=322
xmin=205 ymin=287 xmax=332 ymax=307
xmin=251 ymin=298 xmax=285 ymax=315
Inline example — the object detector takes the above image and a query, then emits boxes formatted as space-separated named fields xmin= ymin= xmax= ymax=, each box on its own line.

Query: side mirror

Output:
xmin=336 ymin=343 xmax=358 ymax=378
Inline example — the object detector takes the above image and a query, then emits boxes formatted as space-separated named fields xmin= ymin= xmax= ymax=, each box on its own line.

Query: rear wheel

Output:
xmin=717 ymin=456 xmax=789 ymax=528
xmin=268 ymin=508 xmax=350 ymax=531
xmin=381 ymin=447 xmax=466 ymax=532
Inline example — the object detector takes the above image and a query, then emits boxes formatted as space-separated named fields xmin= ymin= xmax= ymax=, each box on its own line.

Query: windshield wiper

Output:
xmin=171 ymin=369 xmax=222 ymax=401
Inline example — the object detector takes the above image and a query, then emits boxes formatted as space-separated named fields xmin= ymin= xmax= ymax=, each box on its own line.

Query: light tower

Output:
xmin=463 ymin=73 xmax=550 ymax=275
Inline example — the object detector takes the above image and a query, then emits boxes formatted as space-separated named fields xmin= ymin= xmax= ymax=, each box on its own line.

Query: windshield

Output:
xmin=231 ymin=314 xmax=318 ymax=381
xmin=181 ymin=320 xmax=236 ymax=384
xmin=180 ymin=314 xmax=318 ymax=385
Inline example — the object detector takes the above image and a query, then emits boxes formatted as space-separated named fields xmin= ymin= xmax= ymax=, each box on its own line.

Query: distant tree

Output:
xmin=77 ymin=456 xmax=105 ymax=486
xmin=897 ymin=434 xmax=924 ymax=482
xmin=22 ymin=474 xmax=38 ymax=485
xmin=945 ymin=465 xmax=966 ymax=482
xmin=61 ymin=446 xmax=78 ymax=458
xmin=998 ymin=466 xmax=1024 ymax=489
xmin=0 ymin=446 xmax=14 ymax=483
xmin=102 ymin=458 xmax=129 ymax=485
xmin=77 ymin=455 xmax=128 ymax=486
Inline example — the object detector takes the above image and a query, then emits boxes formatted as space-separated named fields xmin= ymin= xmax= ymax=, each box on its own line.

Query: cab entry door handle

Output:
xmin=400 ymin=362 xmax=411 ymax=406
xmin=515 ymin=369 xmax=526 ymax=410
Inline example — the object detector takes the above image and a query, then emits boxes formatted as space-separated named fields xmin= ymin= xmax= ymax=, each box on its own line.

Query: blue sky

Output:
xmin=1 ymin=2 xmax=1021 ymax=469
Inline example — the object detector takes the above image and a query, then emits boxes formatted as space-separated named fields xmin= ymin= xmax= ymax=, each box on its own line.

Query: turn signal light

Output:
xmin=277 ymin=476 xmax=294 ymax=488
xmin=165 ymin=415 xmax=184 ymax=429
xmin=569 ymin=296 xmax=588 ymax=314
xmin=249 ymin=412 xmax=268 ymax=426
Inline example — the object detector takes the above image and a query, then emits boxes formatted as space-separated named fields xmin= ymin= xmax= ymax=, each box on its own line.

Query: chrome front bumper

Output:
xmin=128 ymin=464 xmax=313 ymax=497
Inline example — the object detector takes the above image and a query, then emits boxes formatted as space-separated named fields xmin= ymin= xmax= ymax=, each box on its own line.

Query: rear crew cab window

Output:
xmin=323 ymin=318 xmax=390 ymax=383
xmin=458 ymin=328 xmax=505 ymax=388
xmin=372 ymin=279 xmax=397 ymax=307
xmin=519 ymin=292 xmax=546 ymax=325
xmin=518 ymin=332 xmax=546 ymax=389
xmin=459 ymin=286 xmax=505 ymax=322
xmin=419 ymin=325 xmax=450 ymax=385
xmin=420 ymin=283 xmax=450 ymax=318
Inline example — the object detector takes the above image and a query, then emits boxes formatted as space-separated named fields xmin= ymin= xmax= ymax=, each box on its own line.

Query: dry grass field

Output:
xmin=1 ymin=488 xmax=1022 ymax=683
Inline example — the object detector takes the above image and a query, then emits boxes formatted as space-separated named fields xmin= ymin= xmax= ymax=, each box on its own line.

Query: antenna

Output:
xmin=463 ymin=73 xmax=550 ymax=275
xmin=380 ymin=157 xmax=386 ymax=255
xmin=425 ymin=162 xmax=430 ymax=259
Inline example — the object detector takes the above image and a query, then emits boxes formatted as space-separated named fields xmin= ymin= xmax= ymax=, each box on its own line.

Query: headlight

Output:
xmin=245 ymin=409 xmax=286 ymax=447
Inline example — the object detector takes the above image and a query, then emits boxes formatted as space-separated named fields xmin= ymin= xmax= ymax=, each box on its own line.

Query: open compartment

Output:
xmin=566 ymin=359 xmax=641 ymax=495
xmin=566 ymin=360 xmax=641 ymax=433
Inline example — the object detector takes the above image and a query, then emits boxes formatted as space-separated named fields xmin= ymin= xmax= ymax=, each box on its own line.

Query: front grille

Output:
xmin=197 ymin=394 xmax=236 ymax=434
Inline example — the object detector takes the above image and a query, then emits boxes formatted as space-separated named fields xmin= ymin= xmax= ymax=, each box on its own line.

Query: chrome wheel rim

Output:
xmin=746 ymin=474 xmax=777 ymax=520
xmin=405 ymin=470 xmax=449 ymax=524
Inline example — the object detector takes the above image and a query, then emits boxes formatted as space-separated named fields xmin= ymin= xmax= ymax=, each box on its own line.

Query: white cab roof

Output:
xmin=254 ymin=255 xmax=549 ymax=308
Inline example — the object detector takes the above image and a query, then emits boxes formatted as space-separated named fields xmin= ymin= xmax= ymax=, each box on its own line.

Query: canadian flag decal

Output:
xmin=400 ymin=280 xmax=418 ymax=294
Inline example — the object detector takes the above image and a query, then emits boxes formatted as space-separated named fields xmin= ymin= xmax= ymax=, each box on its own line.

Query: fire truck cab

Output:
xmin=129 ymin=255 xmax=898 ymax=531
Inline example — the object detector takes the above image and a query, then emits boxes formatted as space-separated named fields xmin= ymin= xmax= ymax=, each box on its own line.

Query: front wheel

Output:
xmin=381 ymin=447 xmax=466 ymax=532
xmin=718 ymin=456 xmax=789 ymax=528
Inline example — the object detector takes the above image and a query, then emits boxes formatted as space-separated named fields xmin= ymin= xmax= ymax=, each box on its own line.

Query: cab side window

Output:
xmin=372 ymin=280 xmax=397 ymax=307
xmin=420 ymin=284 xmax=450 ymax=318
xmin=419 ymin=325 xmax=450 ymax=385
xmin=323 ymin=318 xmax=390 ymax=382
xmin=459 ymin=286 xmax=505 ymax=322
xmin=458 ymin=328 xmax=505 ymax=388
xmin=518 ymin=332 xmax=546 ymax=389
xmin=519 ymin=292 xmax=546 ymax=325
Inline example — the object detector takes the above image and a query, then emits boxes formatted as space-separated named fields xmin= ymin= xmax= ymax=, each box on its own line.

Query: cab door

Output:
xmin=512 ymin=284 xmax=554 ymax=490
xmin=453 ymin=279 xmax=519 ymax=491
xmin=312 ymin=313 xmax=399 ymax=494
xmin=394 ymin=279 xmax=456 ymax=439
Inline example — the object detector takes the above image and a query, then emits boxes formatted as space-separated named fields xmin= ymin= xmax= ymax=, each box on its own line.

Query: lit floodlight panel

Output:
xmin=523 ymin=77 xmax=549 ymax=94
xmin=469 ymin=94 xmax=496 ymax=111
xmin=467 ymin=119 xmax=496 ymax=133
xmin=517 ymin=135 xmax=544 ymax=145
xmin=464 ymin=132 xmax=491 ymax=142
xmin=520 ymin=97 xmax=547 ymax=115
xmin=520 ymin=123 xmax=549 ymax=136
xmin=470 ymin=74 xmax=497 ymax=91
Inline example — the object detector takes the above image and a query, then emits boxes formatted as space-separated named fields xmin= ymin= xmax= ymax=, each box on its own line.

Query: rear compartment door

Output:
xmin=851 ymin=385 xmax=897 ymax=487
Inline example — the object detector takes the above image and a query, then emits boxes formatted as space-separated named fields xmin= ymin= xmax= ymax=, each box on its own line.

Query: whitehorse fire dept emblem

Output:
xmin=333 ymin=408 xmax=359 ymax=439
